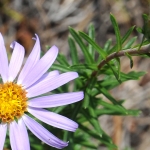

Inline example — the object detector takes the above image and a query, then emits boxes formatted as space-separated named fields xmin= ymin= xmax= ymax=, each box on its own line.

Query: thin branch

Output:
xmin=98 ymin=44 xmax=150 ymax=69
xmin=85 ymin=44 xmax=150 ymax=87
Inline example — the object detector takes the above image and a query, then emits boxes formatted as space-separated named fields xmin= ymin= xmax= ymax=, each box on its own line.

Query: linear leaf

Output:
xmin=103 ymin=39 xmax=112 ymax=51
xmin=74 ymin=136 xmax=97 ymax=149
xmin=97 ymin=99 xmax=127 ymax=113
xmin=69 ymin=27 xmax=94 ymax=63
xmin=123 ymin=36 xmax=137 ymax=49
xmin=50 ymin=64 xmax=72 ymax=72
xmin=107 ymin=62 xmax=121 ymax=82
xmin=82 ymin=92 xmax=90 ymax=109
xmin=56 ymin=53 xmax=70 ymax=66
xmin=71 ymin=64 xmax=97 ymax=70
xmin=68 ymin=37 xmax=79 ymax=65
xmin=79 ymin=125 xmax=117 ymax=148
xmin=110 ymin=13 xmax=122 ymax=51
xmin=125 ymin=52 xmax=134 ymax=68
xmin=79 ymin=31 xmax=107 ymax=59
xmin=82 ymin=109 xmax=103 ymax=137
xmin=121 ymin=25 xmax=135 ymax=44
xmin=96 ymin=108 xmax=140 ymax=116
xmin=96 ymin=87 xmax=126 ymax=112
xmin=88 ymin=23 xmax=95 ymax=58
xmin=109 ymin=25 xmax=135 ymax=54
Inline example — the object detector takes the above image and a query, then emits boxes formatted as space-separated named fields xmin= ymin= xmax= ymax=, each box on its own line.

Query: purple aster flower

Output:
xmin=0 ymin=33 xmax=84 ymax=150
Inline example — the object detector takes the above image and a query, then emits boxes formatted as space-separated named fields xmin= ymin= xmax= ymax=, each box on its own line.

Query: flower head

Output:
xmin=0 ymin=33 xmax=84 ymax=149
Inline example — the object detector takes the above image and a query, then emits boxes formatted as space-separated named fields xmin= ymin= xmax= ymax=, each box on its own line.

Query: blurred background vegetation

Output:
xmin=1 ymin=0 xmax=150 ymax=150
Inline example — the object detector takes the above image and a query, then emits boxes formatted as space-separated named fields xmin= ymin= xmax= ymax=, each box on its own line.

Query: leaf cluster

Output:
xmin=44 ymin=14 xmax=150 ymax=150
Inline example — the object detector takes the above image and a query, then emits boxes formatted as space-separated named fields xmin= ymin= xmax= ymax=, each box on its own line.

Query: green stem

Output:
xmin=85 ymin=44 xmax=150 ymax=87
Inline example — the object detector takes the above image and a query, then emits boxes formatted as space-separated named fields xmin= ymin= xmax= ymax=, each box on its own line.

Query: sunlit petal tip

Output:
xmin=52 ymin=45 xmax=59 ymax=52
xmin=10 ymin=41 xmax=16 ymax=49
xmin=17 ymin=34 xmax=41 ymax=84
xmin=35 ymin=33 xmax=38 ymax=37
xmin=32 ymin=37 xmax=36 ymax=40
xmin=32 ymin=34 xmax=39 ymax=41
xmin=8 ymin=42 xmax=25 ymax=82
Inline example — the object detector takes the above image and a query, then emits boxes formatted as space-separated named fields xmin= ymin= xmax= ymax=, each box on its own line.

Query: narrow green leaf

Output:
xmin=68 ymin=37 xmax=79 ymax=65
xmin=123 ymin=36 xmax=137 ymax=49
xmin=125 ymin=52 xmax=134 ymax=68
xmin=79 ymin=124 xmax=100 ymax=139
xmin=83 ymin=104 xmax=113 ymax=144
xmin=52 ymin=105 xmax=66 ymax=113
xmin=97 ymin=87 xmax=126 ymax=112
xmin=136 ymin=27 xmax=143 ymax=33
xmin=95 ymin=71 xmax=145 ymax=91
xmin=71 ymin=64 xmax=97 ymax=70
xmin=96 ymin=109 xmax=123 ymax=116
xmin=82 ymin=109 xmax=103 ymax=137
xmin=82 ymin=92 xmax=90 ymax=109
xmin=138 ymin=35 xmax=145 ymax=51
xmin=50 ymin=64 xmax=72 ymax=72
xmin=74 ymin=136 xmax=97 ymax=149
xmin=69 ymin=27 xmax=94 ymax=63
xmin=96 ymin=108 xmax=140 ymax=116
xmin=77 ymin=142 xmax=97 ymax=149
xmin=107 ymin=62 xmax=121 ymax=83
xmin=110 ymin=13 xmax=122 ymax=51
xmin=103 ymin=39 xmax=112 ymax=51
xmin=97 ymin=99 xmax=127 ymax=113
xmin=79 ymin=125 xmax=117 ymax=148
xmin=79 ymin=31 xmax=107 ymax=59
xmin=142 ymin=14 xmax=150 ymax=41
xmin=109 ymin=25 xmax=135 ymax=54
xmin=110 ymin=58 xmax=121 ymax=80
xmin=133 ymin=40 xmax=149 ymax=48
xmin=88 ymin=23 xmax=95 ymax=58
xmin=102 ymin=69 xmax=145 ymax=80
xmin=116 ymin=58 xmax=121 ymax=79
xmin=121 ymin=25 xmax=135 ymax=44
xmin=56 ymin=53 xmax=70 ymax=66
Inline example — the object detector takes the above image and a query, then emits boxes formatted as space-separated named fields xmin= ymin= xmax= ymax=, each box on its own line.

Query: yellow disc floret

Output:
xmin=0 ymin=82 xmax=28 ymax=123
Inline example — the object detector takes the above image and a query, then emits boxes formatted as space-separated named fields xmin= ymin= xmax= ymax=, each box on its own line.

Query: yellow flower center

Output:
xmin=0 ymin=82 xmax=28 ymax=123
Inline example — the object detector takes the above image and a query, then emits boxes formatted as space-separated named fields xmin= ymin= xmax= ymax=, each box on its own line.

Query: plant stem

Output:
xmin=86 ymin=44 xmax=150 ymax=87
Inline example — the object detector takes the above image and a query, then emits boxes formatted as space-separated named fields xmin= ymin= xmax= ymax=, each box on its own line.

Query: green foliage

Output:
xmin=45 ymin=13 xmax=149 ymax=150
xmin=110 ymin=13 xmax=122 ymax=51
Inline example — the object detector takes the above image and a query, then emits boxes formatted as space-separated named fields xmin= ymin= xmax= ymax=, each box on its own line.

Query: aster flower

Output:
xmin=0 ymin=33 xmax=84 ymax=150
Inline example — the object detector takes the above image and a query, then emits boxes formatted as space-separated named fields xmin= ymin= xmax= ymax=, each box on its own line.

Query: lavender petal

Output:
xmin=0 ymin=33 xmax=8 ymax=82
xmin=26 ymin=70 xmax=59 ymax=89
xmin=28 ymin=107 xmax=78 ymax=132
xmin=18 ymin=118 xmax=30 ymax=149
xmin=23 ymin=114 xmax=68 ymax=149
xmin=0 ymin=123 xmax=7 ymax=150
xmin=17 ymin=34 xmax=41 ymax=84
xmin=27 ymin=72 xmax=78 ymax=98
xmin=21 ymin=45 xmax=58 ymax=88
xmin=8 ymin=41 xmax=25 ymax=82
xmin=9 ymin=120 xmax=30 ymax=150
xmin=28 ymin=91 xmax=84 ymax=108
